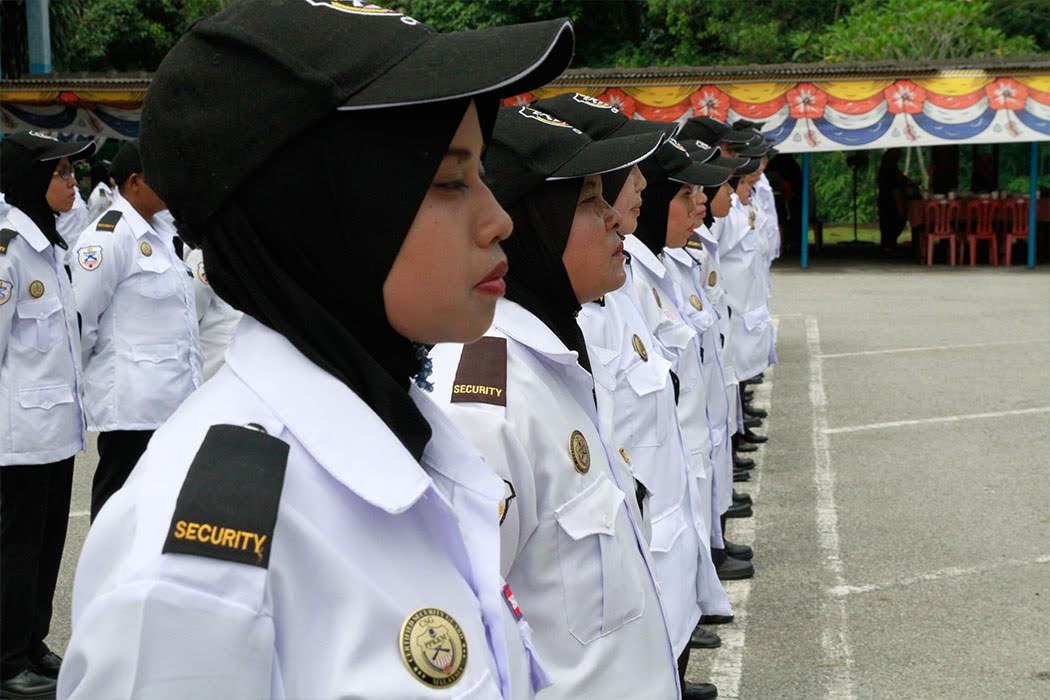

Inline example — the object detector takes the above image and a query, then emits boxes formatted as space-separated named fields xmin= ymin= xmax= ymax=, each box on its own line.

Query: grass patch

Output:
xmin=807 ymin=223 xmax=913 ymax=246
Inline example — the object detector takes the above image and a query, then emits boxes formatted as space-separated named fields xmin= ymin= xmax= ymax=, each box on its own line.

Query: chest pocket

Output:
xmin=126 ymin=254 xmax=176 ymax=300
xmin=14 ymin=294 xmax=64 ymax=352
xmin=554 ymin=473 xmax=646 ymax=644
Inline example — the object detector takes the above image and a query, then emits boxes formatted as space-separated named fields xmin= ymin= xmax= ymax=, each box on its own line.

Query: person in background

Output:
xmin=184 ymin=244 xmax=243 ymax=379
xmin=85 ymin=159 xmax=114 ymax=223
xmin=877 ymin=148 xmax=913 ymax=252
xmin=72 ymin=141 xmax=203 ymax=520
xmin=0 ymin=130 xmax=94 ymax=700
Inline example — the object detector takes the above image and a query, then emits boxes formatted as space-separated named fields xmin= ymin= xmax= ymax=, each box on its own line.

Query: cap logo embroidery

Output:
xmin=692 ymin=139 xmax=712 ymax=151
xmin=668 ymin=138 xmax=688 ymax=154
xmin=28 ymin=130 xmax=58 ymax=141
xmin=519 ymin=106 xmax=581 ymax=133
xmin=572 ymin=93 xmax=618 ymax=113
xmin=304 ymin=0 xmax=419 ymax=24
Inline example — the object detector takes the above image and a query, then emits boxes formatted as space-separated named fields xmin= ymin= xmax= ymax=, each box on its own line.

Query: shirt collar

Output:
xmin=3 ymin=207 xmax=50 ymax=252
xmin=226 ymin=316 xmax=432 ymax=514
xmin=663 ymin=246 xmax=695 ymax=267
xmin=493 ymin=297 xmax=581 ymax=366
xmin=411 ymin=388 xmax=503 ymax=503
xmin=623 ymin=235 xmax=666 ymax=279
xmin=113 ymin=195 xmax=159 ymax=240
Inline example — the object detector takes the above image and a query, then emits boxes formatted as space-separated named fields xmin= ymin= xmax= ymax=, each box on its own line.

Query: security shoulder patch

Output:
xmin=163 ymin=424 xmax=290 ymax=568
xmin=450 ymin=336 xmax=507 ymax=407
xmin=0 ymin=229 xmax=18 ymax=255
xmin=95 ymin=210 xmax=123 ymax=233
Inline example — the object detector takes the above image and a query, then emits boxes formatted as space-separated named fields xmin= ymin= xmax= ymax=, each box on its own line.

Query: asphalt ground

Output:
xmin=47 ymin=259 xmax=1050 ymax=699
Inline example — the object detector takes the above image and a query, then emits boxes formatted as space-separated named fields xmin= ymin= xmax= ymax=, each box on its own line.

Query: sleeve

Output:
xmin=0 ymin=256 xmax=18 ymax=364
xmin=443 ymin=404 xmax=538 ymax=578
xmin=58 ymin=580 xmax=275 ymax=700
xmin=72 ymin=226 xmax=129 ymax=364
xmin=184 ymin=248 xmax=211 ymax=321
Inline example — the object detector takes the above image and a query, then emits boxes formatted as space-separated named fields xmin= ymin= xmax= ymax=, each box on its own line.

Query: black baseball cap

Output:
xmin=734 ymin=156 xmax=763 ymax=176
xmin=530 ymin=92 xmax=678 ymax=142
xmin=0 ymin=131 xmax=95 ymax=187
xmin=641 ymin=138 xmax=731 ymax=187
xmin=734 ymin=133 xmax=771 ymax=158
xmin=733 ymin=119 xmax=766 ymax=131
xmin=141 ymin=0 xmax=575 ymax=232
xmin=108 ymin=141 xmax=142 ymax=186
xmin=680 ymin=116 xmax=752 ymax=146
xmin=484 ymin=105 xmax=665 ymax=208
xmin=681 ymin=138 xmax=749 ymax=170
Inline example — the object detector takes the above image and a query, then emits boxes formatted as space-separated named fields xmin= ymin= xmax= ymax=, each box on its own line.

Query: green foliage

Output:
xmin=798 ymin=0 xmax=1039 ymax=62
xmin=812 ymin=151 xmax=878 ymax=224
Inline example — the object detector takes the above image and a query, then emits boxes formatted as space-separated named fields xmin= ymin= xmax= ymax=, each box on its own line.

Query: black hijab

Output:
xmin=633 ymin=176 xmax=683 ymax=257
xmin=197 ymin=100 xmax=473 ymax=462
xmin=2 ymin=160 xmax=65 ymax=248
xmin=701 ymin=185 xmax=721 ymax=230
xmin=501 ymin=179 xmax=592 ymax=373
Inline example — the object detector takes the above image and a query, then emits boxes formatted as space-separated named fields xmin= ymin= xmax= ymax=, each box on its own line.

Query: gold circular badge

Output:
xmin=28 ymin=280 xmax=45 ymax=298
xmin=570 ymin=430 xmax=591 ymax=474
xmin=708 ymin=271 xmax=718 ymax=287
xmin=690 ymin=294 xmax=703 ymax=311
xmin=619 ymin=447 xmax=631 ymax=465
xmin=748 ymin=211 xmax=756 ymax=229
xmin=631 ymin=334 xmax=649 ymax=362
xmin=140 ymin=241 xmax=153 ymax=257
xmin=400 ymin=608 xmax=468 ymax=689
xmin=652 ymin=288 xmax=662 ymax=308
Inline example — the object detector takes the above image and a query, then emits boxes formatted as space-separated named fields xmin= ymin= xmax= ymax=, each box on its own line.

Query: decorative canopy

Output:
xmin=2 ymin=58 xmax=1048 ymax=150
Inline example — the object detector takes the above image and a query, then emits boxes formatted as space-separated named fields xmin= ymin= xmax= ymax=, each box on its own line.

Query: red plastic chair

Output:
xmin=924 ymin=200 xmax=961 ymax=267
xmin=962 ymin=198 xmax=999 ymax=266
xmin=1001 ymin=198 xmax=1030 ymax=266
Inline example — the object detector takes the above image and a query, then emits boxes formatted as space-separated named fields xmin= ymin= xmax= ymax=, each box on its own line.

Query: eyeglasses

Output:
xmin=52 ymin=164 xmax=75 ymax=181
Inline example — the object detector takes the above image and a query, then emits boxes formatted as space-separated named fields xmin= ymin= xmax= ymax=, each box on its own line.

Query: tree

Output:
xmin=797 ymin=0 xmax=1039 ymax=62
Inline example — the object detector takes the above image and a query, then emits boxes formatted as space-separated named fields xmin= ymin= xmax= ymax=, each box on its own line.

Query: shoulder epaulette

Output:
xmin=450 ymin=336 xmax=507 ymax=407
xmin=163 ymin=424 xmax=289 ymax=568
xmin=591 ymin=295 xmax=605 ymax=307
xmin=95 ymin=210 xmax=123 ymax=232
xmin=685 ymin=237 xmax=704 ymax=251
xmin=0 ymin=229 xmax=18 ymax=255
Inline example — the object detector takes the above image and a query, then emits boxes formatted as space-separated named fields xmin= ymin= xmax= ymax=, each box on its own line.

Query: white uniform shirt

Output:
xmin=59 ymin=316 xmax=547 ymax=700
xmin=72 ymin=195 xmax=203 ymax=431
xmin=578 ymin=275 xmax=703 ymax=656
xmin=184 ymin=248 xmax=243 ymax=380
xmin=86 ymin=181 xmax=115 ymax=223
xmin=754 ymin=173 xmax=780 ymax=263
xmin=622 ymin=237 xmax=732 ymax=617
xmin=430 ymin=298 xmax=680 ymax=699
xmin=719 ymin=196 xmax=774 ymax=382
xmin=663 ymin=247 xmax=733 ymax=519
xmin=0 ymin=207 xmax=86 ymax=465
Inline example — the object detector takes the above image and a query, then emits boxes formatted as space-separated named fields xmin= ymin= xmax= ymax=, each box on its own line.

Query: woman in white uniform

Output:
xmin=0 ymin=131 xmax=94 ymax=699
xmin=429 ymin=104 xmax=681 ymax=699
xmin=59 ymin=2 xmax=575 ymax=698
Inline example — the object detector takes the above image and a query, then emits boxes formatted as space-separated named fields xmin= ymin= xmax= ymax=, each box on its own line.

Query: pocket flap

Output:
xmin=626 ymin=361 xmax=668 ymax=397
xmin=18 ymin=384 xmax=74 ymax=410
xmin=743 ymin=306 xmax=769 ymax=331
xmin=15 ymin=294 xmax=62 ymax=321
xmin=650 ymin=506 xmax=687 ymax=553
xmin=555 ymin=474 xmax=624 ymax=541
xmin=136 ymin=254 xmax=172 ymax=274
xmin=655 ymin=319 xmax=694 ymax=351
xmin=131 ymin=342 xmax=180 ymax=364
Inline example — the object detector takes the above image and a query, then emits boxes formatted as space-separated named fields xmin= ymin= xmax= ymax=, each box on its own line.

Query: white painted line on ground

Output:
xmin=824 ymin=406 xmax=1050 ymax=435
xmin=704 ymin=363 xmax=774 ymax=699
xmin=806 ymin=316 xmax=855 ymax=700
xmin=819 ymin=338 xmax=1050 ymax=359
xmin=829 ymin=555 xmax=1050 ymax=597
xmin=69 ymin=510 xmax=90 ymax=518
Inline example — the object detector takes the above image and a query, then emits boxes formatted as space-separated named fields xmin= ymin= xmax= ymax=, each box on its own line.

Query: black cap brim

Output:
xmin=39 ymin=140 xmax=95 ymax=163
xmin=549 ymin=129 xmax=664 ymax=180
xmin=339 ymin=19 xmax=574 ymax=110
xmin=670 ymin=160 xmax=732 ymax=187
xmin=722 ymin=129 xmax=755 ymax=145
xmin=735 ymin=158 xmax=762 ymax=176
xmin=708 ymin=154 xmax=749 ymax=170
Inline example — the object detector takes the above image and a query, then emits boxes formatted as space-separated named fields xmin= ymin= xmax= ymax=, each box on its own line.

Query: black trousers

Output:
xmin=677 ymin=648 xmax=691 ymax=695
xmin=91 ymin=430 xmax=152 ymax=522
xmin=0 ymin=457 xmax=74 ymax=679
